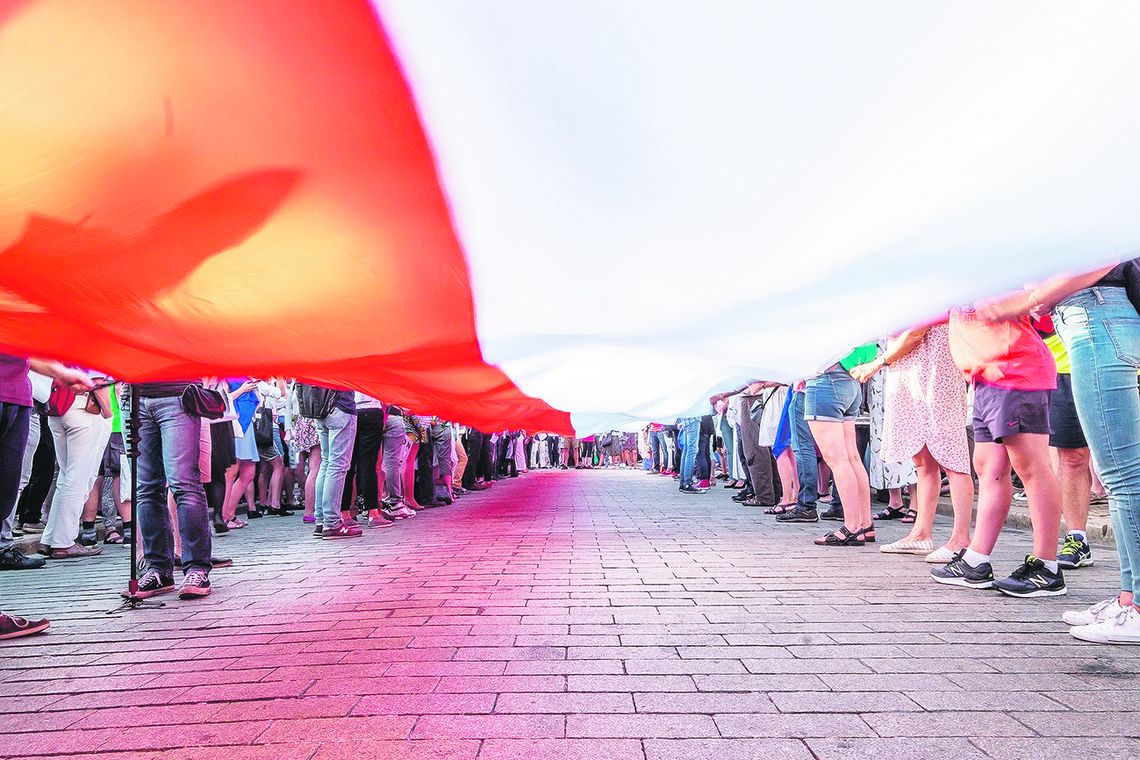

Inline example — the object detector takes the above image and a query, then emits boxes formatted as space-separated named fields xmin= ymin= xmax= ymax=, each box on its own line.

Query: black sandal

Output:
xmin=900 ymin=508 xmax=917 ymax=524
xmin=764 ymin=503 xmax=796 ymax=515
xmin=874 ymin=505 xmax=908 ymax=520
xmin=814 ymin=526 xmax=865 ymax=547
xmin=856 ymin=525 xmax=876 ymax=543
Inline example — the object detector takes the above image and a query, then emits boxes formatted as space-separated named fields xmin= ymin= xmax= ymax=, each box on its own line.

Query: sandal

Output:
xmin=856 ymin=525 xmax=876 ymax=543
xmin=874 ymin=505 xmax=908 ymax=520
xmin=900 ymin=508 xmax=917 ymax=524
xmin=764 ymin=503 xmax=797 ymax=515
xmin=104 ymin=528 xmax=124 ymax=545
xmin=814 ymin=526 xmax=864 ymax=547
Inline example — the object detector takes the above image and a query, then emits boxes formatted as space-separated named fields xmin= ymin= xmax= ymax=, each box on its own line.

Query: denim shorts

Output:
xmin=1048 ymin=373 xmax=1087 ymax=449
xmin=973 ymin=381 xmax=1051 ymax=444
xmin=804 ymin=369 xmax=861 ymax=422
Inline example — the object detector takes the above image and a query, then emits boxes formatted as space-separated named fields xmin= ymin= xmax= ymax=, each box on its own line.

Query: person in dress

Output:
xmin=852 ymin=320 xmax=974 ymax=561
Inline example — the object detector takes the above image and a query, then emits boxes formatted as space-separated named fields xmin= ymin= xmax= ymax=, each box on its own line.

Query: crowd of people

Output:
xmin=1 ymin=259 xmax=1137 ymax=646
xmin=644 ymin=260 xmax=1140 ymax=645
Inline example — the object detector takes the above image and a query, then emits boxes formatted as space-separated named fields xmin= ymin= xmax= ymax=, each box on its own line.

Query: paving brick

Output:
xmin=411 ymin=714 xmax=564 ymax=739
xmin=769 ymin=691 xmax=922 ymax=713
xmin=634 ymin=692 xmax=777 ymax=714
xmin=310 ymin=739 xmax=480 ymax=760
xmin=567 ymin=675 xmax=696 ymax=693
xmin=478 ymin=738 xmax=644 ymax=760
xmin=566 ymin=713 xmax=718 ymax=738
xmin=495 ymin=692 xmax=635 ymax=713
xmin=805 ymin=738 xmax=990 ymax=760
xmin=644 ymin=738 xmax=813 ymax=760
xmin=971 ymin=737 xmax=1140 ymax=760
xmin=714 ymin=714 xmax=874 ymax=739
xmin=861 ymin=711 xmax=1035 ymax=738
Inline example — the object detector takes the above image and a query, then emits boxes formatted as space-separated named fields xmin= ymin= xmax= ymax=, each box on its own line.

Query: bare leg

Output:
xmin=808 ymin=420 xmax=870 ymax=533
xmin=1005 ymin=433 xmax=1062 ymax=561
xmin=1056 ymin=446 xmax=1092 ymax=533
xmin=904 ymin=447 xmax=941 ymax=543
xmin=968 ymin=442 xmax=1014 ymax=555
xmin=776 ymin=449 xmax=798 ymax=504
xmin=304 ymin=448 xmax=320 ymax=518
xmin=817 ymin=459 xmax=833 ymax=501
xmin=267 ymin=456 xmax=284 ymax=509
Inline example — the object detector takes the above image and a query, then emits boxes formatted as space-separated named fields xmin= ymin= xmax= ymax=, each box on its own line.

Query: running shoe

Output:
xmin=930 ymin=550 xmax=994 ymax=589
xmin=993 ymin=556 xmax=1066 ymax=598
xmin=1057 ymin=533 xmax=1093 ymax=569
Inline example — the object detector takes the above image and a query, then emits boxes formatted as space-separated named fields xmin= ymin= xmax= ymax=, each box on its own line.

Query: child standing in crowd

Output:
xmin=932 ymin=307 xmax=1064 ymax=596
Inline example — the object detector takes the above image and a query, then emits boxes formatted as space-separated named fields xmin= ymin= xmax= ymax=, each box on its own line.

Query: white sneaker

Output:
xmin=1070 ymin=605 xmax=1140 ymax=644
xmin=924 ymin=546 xmax=958 ymax=564
xmin=1062 ymin=598 xmax=1125 ymax=626
xmin=396 ymin=506 xmax=417 ymax=519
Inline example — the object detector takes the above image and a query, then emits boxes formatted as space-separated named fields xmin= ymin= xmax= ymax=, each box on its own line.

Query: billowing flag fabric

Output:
xmin=2 ymin=1 xmax=1137 ymax=433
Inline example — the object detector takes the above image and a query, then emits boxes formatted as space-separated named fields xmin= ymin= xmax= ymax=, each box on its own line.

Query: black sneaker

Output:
xmin=123 ymin=569 xmax=175 ymax=599
xmin=0 ymin=547 xmax=46 ymax=571
xmin=930 ymin=550 xmax=994 ymax=589
xmin=178 ymin=569 xmax=212 ymax=599
xmin=212 ymin=520 xmax=230 ymax=535
xmin=1057 ymin=533 xmax=1093 ymax=569
xmin=993 ymin=556 xmax=1067 ymax=598
xmin=731 ymin=491 xmax=753 ymax=502
xmin=819 ymin=506 xmax=844 ymax=522
xmin=312 ymin=525 xmax=324 ymax=538
xmin=78 ymin=532 xmax=98 ymax=547
xmin=679 ymin=485 xmax=704 ymax=494
xmin=776 ymin=506 xmax=818 ymax=523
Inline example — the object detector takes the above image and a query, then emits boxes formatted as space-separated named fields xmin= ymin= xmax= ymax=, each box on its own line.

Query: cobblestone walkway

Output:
xmin=3 ymin=469 xmax=1139 ymax=759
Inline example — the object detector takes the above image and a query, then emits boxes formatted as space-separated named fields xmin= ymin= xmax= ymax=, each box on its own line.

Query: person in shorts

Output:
xmin=933 ymin=308 xmax=1064 ymax=597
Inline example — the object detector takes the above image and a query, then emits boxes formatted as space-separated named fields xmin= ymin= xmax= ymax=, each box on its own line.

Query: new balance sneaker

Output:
xmin=1070 ymin=605 xmax=1140 ymax=644
xmin=776 ymin=506 xmax=818 ymax=523
xmin=1063 ymin=598 xmax=1125 ymax=626
xmin=122 ymin=569 xmax=175 ymax=599
xmin=395 ymin=506 xmax=417 ymax=520
xmin=369 ymin=514 xmax=395 ymax=528
xmin=322 ymin=522 xmax=363 ymax=539
xmin=1057 ymin=533 xmax=1093 ymax=569
xmin=930 ymin=550 xmax=995 ymax=589
xmin=178 ymin=569 xmax=212 ymax=599
xmin=993 ymin=556 xmax=1067 ymax=598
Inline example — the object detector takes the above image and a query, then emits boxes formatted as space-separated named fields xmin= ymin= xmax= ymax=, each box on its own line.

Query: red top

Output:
xmin=948 ymin=309 xmax=1057 ymax=391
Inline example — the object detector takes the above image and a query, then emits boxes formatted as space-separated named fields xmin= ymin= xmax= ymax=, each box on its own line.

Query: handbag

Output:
xmin=179 ymin=384 xmax=227 ymax=420
xmin=253 ymin=408 xmax=275 ymax=446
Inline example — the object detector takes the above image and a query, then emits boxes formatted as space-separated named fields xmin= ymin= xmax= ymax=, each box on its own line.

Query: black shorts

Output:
xmin=100 ymin=432 xmax=125 ymax=476
xmin=973 ymin=381 xmax=1051 ymax=444
xmin=1048 ymin=373 xmax=1088 ymax=449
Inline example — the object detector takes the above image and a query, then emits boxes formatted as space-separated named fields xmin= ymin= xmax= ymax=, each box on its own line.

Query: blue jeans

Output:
xmin=719 ymin=416 xmax=735 ymax=475
xmin=135 ymin=395 xmax=211 ymax=574
xmin=677 ymin=417 xmax=700 ymax=488
xmin=648 ymin=430 xmax=663 ymax=470
xmin=1055 ymin=285 xmax=1140 ymax=596
xmin=790 ymin=390 xmax=818 ymax=509
xmin=316 ymin=408 xmax=357 ymax=529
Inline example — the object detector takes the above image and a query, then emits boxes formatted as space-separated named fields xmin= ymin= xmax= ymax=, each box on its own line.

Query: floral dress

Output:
xmin=880 ymin=322 xmax=971 ymax=474
xmin=867 ymin=351 xmax=917 ymax=490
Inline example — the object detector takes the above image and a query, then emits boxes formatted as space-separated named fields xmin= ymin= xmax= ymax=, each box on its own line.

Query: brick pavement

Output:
xmin=2 ymin=468 xmax=1139 ymax=759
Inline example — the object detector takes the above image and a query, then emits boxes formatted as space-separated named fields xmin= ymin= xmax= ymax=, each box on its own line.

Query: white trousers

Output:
xmin=42 ymin=400 xmax=112 ymax=549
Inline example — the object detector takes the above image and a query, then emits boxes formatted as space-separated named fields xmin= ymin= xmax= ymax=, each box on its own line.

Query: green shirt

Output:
xmin=839 ymin=342 xmax=879 ymax=372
